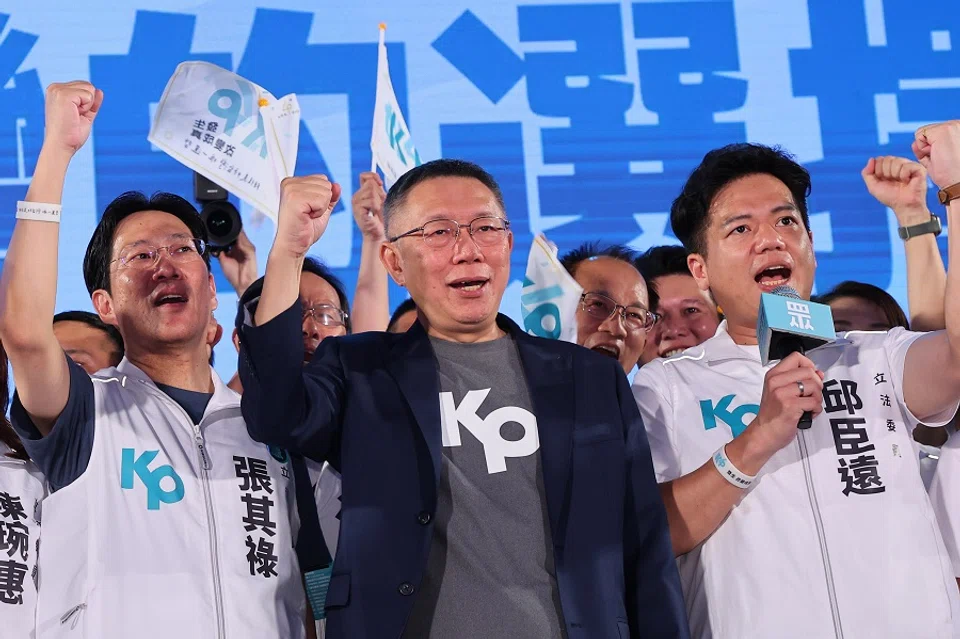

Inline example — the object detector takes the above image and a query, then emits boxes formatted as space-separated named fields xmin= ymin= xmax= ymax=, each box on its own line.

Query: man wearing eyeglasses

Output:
xmin=559 ymin=243 xmax=659 ymax=375
xmin=0 ymin=82 xmax=314 ymax=638
xmin=236 ymin=159 xmax=687 ymax=638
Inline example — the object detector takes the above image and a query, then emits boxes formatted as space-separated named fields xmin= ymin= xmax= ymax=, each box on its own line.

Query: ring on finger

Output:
xmin=797 ymin=380 xmax=806 ymax=397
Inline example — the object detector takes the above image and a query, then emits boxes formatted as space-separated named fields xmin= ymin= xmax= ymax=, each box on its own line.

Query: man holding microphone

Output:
xmin=634 ymin=134 xmax=960 ymax=638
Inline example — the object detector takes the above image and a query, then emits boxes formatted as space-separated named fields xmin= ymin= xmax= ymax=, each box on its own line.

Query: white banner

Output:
xmin=148 ymin=61 xmax=300 ymax=222
xmin=370 ymin=24 xmax=422 ymax=188
xmin=520 ymin=234 xmax=583 ymax=342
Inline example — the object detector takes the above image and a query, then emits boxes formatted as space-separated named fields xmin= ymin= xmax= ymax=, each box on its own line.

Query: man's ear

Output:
xmin=380 ymin=242 xmax=406 ymax=287
xmin=687 ymin=253 xmax=711 ymax=293
xmin=91 ymin=289 xmax=118 ymax=327
xmin=208 ymin=273 xmax=218 ymax=311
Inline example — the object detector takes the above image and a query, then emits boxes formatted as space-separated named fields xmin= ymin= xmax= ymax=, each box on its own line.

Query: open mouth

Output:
xmin=154 ymin=294 xmax=188 ymax=307
xmin=449 ymin=278 xmax=489 ymax=293
xmin=661 ymin=348 xmax=685 ymax=358
xmin=591 ymin=344 xmax=621 ymax=360
xmin=754 ymin=266 xmax=792 ymax=290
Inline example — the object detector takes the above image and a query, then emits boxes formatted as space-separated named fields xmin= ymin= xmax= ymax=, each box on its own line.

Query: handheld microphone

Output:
xmin=756 ymin=285 xmax=836 ymax=429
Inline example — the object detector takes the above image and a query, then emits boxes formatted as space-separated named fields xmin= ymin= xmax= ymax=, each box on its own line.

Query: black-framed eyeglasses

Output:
xmin=387 ymin=216 xmax=511 ymax=248
xmin=579 ymin=292 xmax=660 ymax=331
xmin=111 ymin=237 xmax=207 ymax=270
xmin=301 ymin=303 xmax=349 ymax=328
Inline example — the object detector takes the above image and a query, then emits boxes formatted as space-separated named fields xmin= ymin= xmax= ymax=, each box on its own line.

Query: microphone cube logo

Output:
xmin=786 ymin=301 xmax=814 ymax=331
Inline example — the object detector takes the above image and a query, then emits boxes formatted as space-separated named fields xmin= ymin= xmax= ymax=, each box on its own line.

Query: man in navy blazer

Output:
xmin=237 ymin=159 xmax=688 ymax=638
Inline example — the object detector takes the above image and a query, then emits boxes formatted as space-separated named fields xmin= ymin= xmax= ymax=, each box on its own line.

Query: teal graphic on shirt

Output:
xmin=700 ymin=395 xmax=760 ymax=437
xmin=120 ymin=448 xmax=185 ymax=510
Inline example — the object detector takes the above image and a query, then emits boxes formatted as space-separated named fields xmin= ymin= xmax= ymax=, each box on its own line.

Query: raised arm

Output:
xmin=255 ymin=176 xmax=341 ymax=326
xmin=862 ymin=156 xmax=945 ymax=331
xmin=238 ymin=176 xmax=347 ymax=461
xmin=216 ymin=229 xmax=259 ymax=298
xmin=0 ymin=82 xmax=101 ymax=434
xmin=349 ymin=172 xmax=390 ymax=332
xmin=901 ymin=122 xmax=960 ymax=421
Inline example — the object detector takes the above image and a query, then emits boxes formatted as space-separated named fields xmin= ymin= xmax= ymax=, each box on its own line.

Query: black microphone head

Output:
xmin=770 ymin=285 xmax=801 ymax=299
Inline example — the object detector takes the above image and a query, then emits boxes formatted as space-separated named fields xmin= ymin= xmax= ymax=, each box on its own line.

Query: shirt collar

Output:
xmin=699 ymin=320 xmax=853 ymax=365
xmin=111 ymin=357 xmax=239 ymax=415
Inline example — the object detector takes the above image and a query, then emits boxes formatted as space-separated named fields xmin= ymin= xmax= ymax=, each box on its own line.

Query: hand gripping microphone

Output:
xmin=756 ymin=285 xmax=836 ymax=429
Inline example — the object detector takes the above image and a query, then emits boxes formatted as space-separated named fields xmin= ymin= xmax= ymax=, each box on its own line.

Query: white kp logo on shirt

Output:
xmin=439 ymin=389 xmax=540 ymax=474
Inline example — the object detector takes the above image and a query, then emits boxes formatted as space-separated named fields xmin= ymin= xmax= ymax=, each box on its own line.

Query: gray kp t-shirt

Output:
xmin=403 ymin=335 xmax=566 ymax=638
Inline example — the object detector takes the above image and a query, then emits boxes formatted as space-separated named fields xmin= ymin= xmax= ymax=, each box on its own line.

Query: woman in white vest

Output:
xmin=0 ymin=342 xmax=46 ymax=639
xmin=0 ymin=81 xmax=313 ymax=638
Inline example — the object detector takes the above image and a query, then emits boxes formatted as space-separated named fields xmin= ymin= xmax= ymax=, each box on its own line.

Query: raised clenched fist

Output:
xmin=861 ymin=156 xmax=929 ymax=225
xmin=43 ymin=81 xmax=103 ymax=157
xmin=351 ymin=172 xmax=387 ymax=241
xmin=274 ymin=175 xmax=342 ymax=258
xmin=914 ymin=121 xmax=960 ymax=190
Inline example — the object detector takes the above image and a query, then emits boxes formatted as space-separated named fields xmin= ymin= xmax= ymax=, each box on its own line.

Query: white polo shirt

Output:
xmin=931 ymin=432 xmax=960 ymax=579
xmin=633 ymin=322 xmax=960 ymax=639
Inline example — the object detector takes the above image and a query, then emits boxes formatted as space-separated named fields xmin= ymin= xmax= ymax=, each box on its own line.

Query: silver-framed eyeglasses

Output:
xmin=387 ymin=216 xmax=511 ymax=249
xmin=579 ymin=292 xmax=660 ymax=331
xmin=111 ymin=237 xmax=207 ymax=270
xmin=302 ymin=304 xmax=349 ymax=328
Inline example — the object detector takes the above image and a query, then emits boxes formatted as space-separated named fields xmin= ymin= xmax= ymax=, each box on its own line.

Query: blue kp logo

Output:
xmin=700 ymin=395 xmax=760 ymax=438
xmin=121 ymin=448 xmax=185 ymax=511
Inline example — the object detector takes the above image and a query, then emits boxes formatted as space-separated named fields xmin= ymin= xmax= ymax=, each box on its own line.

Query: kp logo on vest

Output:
xmin=120 ymin=448 xmax=185 ymax=510
xmin=700 ymin=395 xmax=760 ymax=438
xmin=440 ymin=389 xmax=539 ymax=474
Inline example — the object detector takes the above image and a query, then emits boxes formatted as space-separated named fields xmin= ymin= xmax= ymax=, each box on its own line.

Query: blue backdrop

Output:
xmin=0 ymin=0 xmax=954 ymax=380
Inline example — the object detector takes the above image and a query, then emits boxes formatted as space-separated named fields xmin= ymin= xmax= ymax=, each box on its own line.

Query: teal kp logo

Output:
xmin=700 ymin=395 xmax=760 ymax=437
xmin=385 ymin=102 xmax=421 ymax=167
xmin=207 ymin=81 xmax=268 ymax=159
xmin=520 ymin=276 xmax=564 ymax=339
xmin=120 ymin=448 xmax=185 ymax=511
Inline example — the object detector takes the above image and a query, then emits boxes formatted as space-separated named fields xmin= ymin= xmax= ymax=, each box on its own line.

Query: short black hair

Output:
xmin=634 ymin=245 xmax=692 ymax=282
xmin=239 ymin=257 xmax=352 ymax=334
xmin=383 ymin=159 xmax=506 ymax=235
xmin=387 ymin=298 xmax=418 ymax=333
xmin=83 ymin=191 xmax=210 ymax=295
xmin=671 ymin=143 xmax=812 ymax=255
xmin=53 ymin=310 xmax=125 ymax=357
xmin=813 ymin=281 xmax=909 ymax=330
xmin=634 ymin=245 xmax=694 ymax=313
xmin=559 ymin=242 xmax=639 ymax=278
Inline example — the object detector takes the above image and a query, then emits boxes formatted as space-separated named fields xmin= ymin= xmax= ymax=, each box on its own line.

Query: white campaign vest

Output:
xmin=34 ymin=359 xmax=306 ymax=639
xmin=0 ymin=444 xmax=46 ymax=639
xmin=633 ymin=323 xmax=960 ymax=639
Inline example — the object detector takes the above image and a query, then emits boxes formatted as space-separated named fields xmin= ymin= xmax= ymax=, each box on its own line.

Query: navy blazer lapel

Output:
xmin=505 ymin=317 xmax=575 ymax=546
xmin=386 ymin=321 xmax=443 ymax=499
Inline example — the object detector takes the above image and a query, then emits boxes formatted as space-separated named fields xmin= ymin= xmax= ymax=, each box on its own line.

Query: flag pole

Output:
xmin=371 ymin=23 xmax=386 ymax=173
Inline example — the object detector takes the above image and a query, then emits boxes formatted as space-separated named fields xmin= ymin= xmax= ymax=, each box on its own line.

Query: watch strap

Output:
xmin=898 ymin=216 xmax=942 ymax=240
xmin=938 ymin=182 xmax=960 ymax=205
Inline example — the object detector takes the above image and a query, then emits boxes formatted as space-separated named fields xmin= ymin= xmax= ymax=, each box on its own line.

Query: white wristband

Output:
xmin=16 ymin=201 xmax=61 ymax=223
xmin=712 ymin=445 xmax=756 ymax=489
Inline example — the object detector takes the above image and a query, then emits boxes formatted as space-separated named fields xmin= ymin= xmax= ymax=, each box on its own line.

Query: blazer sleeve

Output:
xmin=238 ymin=300 xmax=347 ymax=463
xmin=618 ymin=364 xmax=689 ymax=638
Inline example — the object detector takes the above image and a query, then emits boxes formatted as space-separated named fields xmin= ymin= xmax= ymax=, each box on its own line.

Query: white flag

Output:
xmin=520 ymin=234 xmax=584 ymax=342
xmin=148 ymin=61 xmax=300 ymax=222
xmin=371 ymin=24 xmax=422 ymax=187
